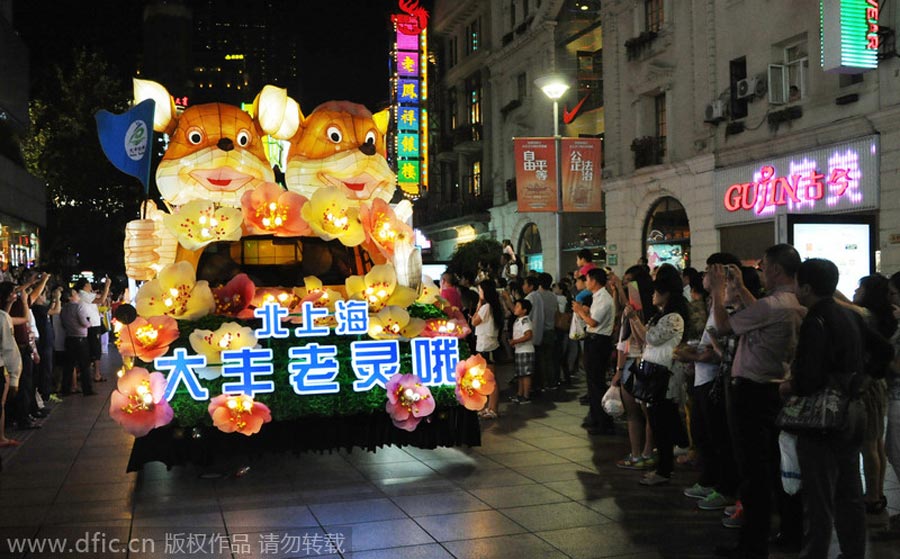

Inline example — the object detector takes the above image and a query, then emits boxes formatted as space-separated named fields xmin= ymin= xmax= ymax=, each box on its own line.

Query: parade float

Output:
xmin=97 ymin=49 xmax=489 ymax=470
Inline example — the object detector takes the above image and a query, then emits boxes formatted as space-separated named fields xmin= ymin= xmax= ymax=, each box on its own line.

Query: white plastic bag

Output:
xmin=569 ymin=313 xmax=586 ymax=340
xmin=779 ymin=431 xmax=802 ymax=495
xmin=602 ymin=385 xmax=624 ymax=418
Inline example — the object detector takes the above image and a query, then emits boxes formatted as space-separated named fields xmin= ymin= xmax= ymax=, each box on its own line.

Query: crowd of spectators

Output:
xmin=0 ymin=267 xmax=114 ymax=451
xmin=442 ymin=243 xmax=899 ymax=558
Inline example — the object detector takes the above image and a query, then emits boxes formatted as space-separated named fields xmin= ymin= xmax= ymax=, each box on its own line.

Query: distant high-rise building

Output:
xmin=141 ymin=0 xmax=300 ymax=106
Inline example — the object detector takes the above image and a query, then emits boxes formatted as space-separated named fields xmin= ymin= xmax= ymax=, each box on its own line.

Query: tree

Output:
xmin=448 ymin=238 xmax=502 ymax=283
xmin=22 ymin=48 xmax=143 ymax=273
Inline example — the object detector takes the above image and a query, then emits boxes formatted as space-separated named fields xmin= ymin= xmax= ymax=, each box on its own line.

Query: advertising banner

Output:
xmin=514 ymin=138 xmax=558 ymax=212
xmin=561 ymin=138 xmax=602 ymax=212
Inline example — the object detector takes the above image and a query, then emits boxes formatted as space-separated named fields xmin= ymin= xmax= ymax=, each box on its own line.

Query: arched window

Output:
xmin=642 ymin=196 xmax=690 ymax=269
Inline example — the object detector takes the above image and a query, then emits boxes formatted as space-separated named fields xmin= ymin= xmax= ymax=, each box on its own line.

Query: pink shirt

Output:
xmin=441 ymin=287 xmax=462 ymax=310
xmin=729 ymin=285 xmax=806 ymax=383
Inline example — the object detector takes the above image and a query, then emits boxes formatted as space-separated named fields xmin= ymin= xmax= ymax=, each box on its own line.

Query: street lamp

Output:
xmin=534 ymin=74 xmax=570 ymax=281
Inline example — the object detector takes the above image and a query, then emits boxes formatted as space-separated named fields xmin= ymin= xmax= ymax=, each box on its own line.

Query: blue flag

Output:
xmin=95 ymin=99 xmax=155 ymax=194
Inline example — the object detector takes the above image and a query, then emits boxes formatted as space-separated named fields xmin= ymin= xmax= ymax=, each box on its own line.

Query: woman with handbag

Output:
xmin=624 ymin=265 xmax=689 ymax=486
xmin=612 ymin=265 xmax=657 ymax=470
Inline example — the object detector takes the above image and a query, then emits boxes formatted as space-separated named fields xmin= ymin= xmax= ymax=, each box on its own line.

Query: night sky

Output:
xmin=12 ymin=0 xmax=424 ymax=110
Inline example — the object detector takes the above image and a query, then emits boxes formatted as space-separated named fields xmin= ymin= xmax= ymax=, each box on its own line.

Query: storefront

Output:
xmin=714 ymin=135 xmax=879 ymax=295
xmin=0 ymin=212 xmax=40 ymax=269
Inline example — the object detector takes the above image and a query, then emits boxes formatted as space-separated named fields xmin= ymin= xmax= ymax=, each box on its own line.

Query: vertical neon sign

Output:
xmin=821 ymin=0 xmax=879 ymax=73
xmin=391 ymin=0 xmax=429 ymax=199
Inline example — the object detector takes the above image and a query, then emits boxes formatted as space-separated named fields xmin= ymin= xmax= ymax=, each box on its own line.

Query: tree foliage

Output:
xmin=22 ymin=48 xmax=143 ymax=272
xmin=447 ymin=238 xmax=502 ymax=283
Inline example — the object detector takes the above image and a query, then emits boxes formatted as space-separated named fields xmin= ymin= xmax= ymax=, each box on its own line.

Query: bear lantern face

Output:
xmin=157 ymin=103 xmax=274 ymax=207
xmin=284 ymin=101 xmax=395 ymax=205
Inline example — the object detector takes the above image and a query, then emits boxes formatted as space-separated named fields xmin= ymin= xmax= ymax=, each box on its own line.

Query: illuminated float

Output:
xmin=102 ymin=74 xmax=487 ymax=470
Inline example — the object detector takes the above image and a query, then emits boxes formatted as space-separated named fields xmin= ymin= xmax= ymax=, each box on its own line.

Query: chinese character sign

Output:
xmin=514 ymin=138 xmax=558 ymax=212
xmin=561 ymin=138 xmax=602 ymax=212
xmin=713 ymin=135 xmax=879 ymax=226
xmin=391 ymin=1 xmax=428 ymax=200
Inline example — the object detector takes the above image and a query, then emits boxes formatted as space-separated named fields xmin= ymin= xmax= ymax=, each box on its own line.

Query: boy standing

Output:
xmin=510 ymin=299 xmax=535 ymax=404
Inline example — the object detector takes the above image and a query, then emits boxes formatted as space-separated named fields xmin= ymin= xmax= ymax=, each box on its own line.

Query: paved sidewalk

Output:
xmin=0 ymin=351 xmax=897 ymax=558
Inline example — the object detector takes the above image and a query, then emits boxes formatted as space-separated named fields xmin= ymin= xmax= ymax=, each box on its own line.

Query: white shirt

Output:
xmin=79 ymin=290 xmax=102 ymax=327
xmin=694 ymin=312 xmax=719 ymax=386
xmin=0 ymin=310 xmax=22 ymax=388
xmin=524 ymin=290 xmax=544 ymax=346
xmin=512 ymin=316 xmax=535 ymax=354
xmin=641 ymin=312 xmax=685 ymax=370
xmin=587 ymin=287 xmax=614 ymax=336
xmin=475 ymin=303 xmax=500 ymax=352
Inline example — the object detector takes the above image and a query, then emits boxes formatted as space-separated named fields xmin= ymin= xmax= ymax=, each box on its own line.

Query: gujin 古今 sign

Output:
xmin=713 ymin=135 xmax=879 ymax=227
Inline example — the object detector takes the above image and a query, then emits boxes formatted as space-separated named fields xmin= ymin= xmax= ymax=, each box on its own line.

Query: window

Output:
xmin=510 ymin=0 xmax=517 ymax=29
xmin=645 ymin=0 xmax=664 ymax=32
xmin=468 ymin=160 xmax=482 ymax=196
xmin=448 ymin=88 xmax=458 ymax=130
xmin=768 ymin=39 xmax=808 ymax=104
xmin=465 ymin=18 xmax=480 ymax=56
xmin=729 ymin=57 xmax=748 ymax=120
xmin=517 ymin=73 xmax=527 ymax=101
xmin=576 ymin=49 xmax=603 ymax=111
xmin=466 ymin=73 xmax=482 ymax=126
xmin=447 ymin=36 xmax=458 ymax=68
xmin=655 ymin=93 xmax=667 ymax=158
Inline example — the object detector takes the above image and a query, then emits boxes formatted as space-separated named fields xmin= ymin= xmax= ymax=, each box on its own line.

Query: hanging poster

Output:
xmin=561 ymin=138 xmax=602 ymax=212
xmin=514 ymin=137 xmax=558 ymax=212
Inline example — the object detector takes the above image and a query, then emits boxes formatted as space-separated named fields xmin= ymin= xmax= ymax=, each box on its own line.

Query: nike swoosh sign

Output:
xmin=563 ymin=94 xmax=590 ymax=124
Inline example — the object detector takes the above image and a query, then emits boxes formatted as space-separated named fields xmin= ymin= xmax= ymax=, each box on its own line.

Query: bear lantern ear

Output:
xmin=133 ymin=78 xmax=177 ymax=134
xmin=372 ymin=109 xmax=390 ymax=137
xmin=254 ymin=85 xmax=303 ymax=140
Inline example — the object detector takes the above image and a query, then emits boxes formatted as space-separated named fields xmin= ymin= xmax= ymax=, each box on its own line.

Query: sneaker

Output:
xmin=683 ymin=483 xmax=715 ymax=499
xmin=698 ymin=491 xmax=734 ymax=511
xmin=48 ymin=394 xmax=63 ymax=404
xmin=616 ymin=454 xmax=647 ymax=470
xmin=508 ymin=395 xmax=521 ymax=404
xmin=518 ymin=397 xmax=532 ymax=405
xmin=674 ymin=445 xmax=691 ymax=457
xmin=641 ymin=454 xmax=657 ymax=468
xmin=722 ymin=502 xmax=744 ymax=529
xmin=724 ymin=504 xmax=737 ymax=517
xmin=639 ymin=471 xmax=671 ymax=486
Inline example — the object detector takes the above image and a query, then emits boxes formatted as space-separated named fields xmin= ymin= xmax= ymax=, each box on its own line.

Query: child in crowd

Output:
xmin=509 ymin=299 xmax=535 ymax=404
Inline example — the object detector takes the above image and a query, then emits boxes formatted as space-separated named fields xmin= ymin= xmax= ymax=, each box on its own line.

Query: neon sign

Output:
xmin=154 ymin=303 xmax=461 ymax=402
xmin=821 ymin=0 xmax=879 ymax=73
xmin=714 ymin=136 xmax=879 ymax=226
xmin=390 ymin=0 xmax=429 ymax=199
xmin=723 ymin=165 xmax=857 ymax=214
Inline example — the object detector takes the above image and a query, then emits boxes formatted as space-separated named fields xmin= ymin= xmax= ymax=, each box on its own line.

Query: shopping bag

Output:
xmin=779 ymin=431 xmax=802 ymax=495
xmin=602 ymin=385 xmax=624 ymax=418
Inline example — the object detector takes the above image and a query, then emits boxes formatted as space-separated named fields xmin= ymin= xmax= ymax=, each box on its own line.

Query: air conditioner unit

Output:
xmin=736 ymin=77 xmax=758 ymax=100
xmin=704 ymin=100 xmax=725 ymax=123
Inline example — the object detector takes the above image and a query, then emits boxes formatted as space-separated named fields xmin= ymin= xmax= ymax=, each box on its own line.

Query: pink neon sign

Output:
xmin=722 ymin=156 xmax=862 ymax=215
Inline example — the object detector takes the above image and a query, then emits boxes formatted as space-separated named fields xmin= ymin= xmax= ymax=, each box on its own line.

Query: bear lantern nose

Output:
xmin=359 ymin=142 xmax=376 ymax=156
xmin=217 ymin=138 xmax=234 ymax=152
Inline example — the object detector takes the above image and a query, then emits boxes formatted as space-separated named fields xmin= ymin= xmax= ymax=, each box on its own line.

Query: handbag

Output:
xmin=775 ymin=384 xmax=849 ymax=432
xmin=626 ymin=360 xmax=671 ymax=403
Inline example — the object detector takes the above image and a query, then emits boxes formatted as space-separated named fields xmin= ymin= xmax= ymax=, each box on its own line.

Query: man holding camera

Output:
xmin=708 ymin=244 xmax=806 ymax=559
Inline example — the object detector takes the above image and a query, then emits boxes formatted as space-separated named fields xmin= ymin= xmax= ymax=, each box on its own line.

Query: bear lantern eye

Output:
xmin=187 ymin=128 xmax=204 ymax=146
xmin=365 ymin=130 xmax=377 ymax=146
xmin=236 ymin=129 xmax=251 ymax=147
xmin=326 ymin=126 xmax=343 ymax=144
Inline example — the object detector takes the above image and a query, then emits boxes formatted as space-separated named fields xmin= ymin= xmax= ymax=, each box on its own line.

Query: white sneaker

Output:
xmin=683 ymin=483 xmax=715 ymax=499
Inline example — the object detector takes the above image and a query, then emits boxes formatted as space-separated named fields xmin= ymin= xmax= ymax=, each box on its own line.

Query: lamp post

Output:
xmin=534 ymin=74 xmax=570 ymax=281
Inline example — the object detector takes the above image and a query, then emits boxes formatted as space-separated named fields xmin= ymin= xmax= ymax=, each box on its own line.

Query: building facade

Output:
xmin=423 ymin=0 xmax=605 ymax=279
xmin=0 ymin=1 xmax=46 ymax=270
xmin=602 ymin=0 xmax=900 ymax=278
